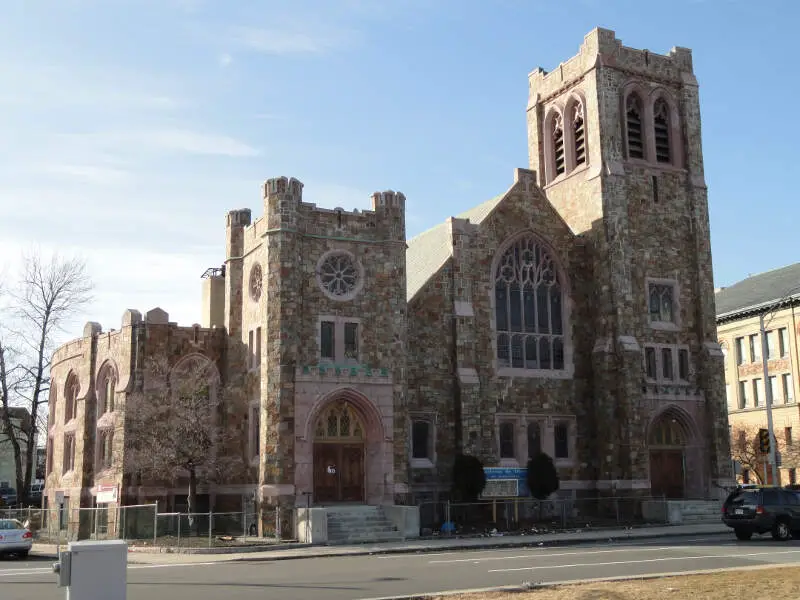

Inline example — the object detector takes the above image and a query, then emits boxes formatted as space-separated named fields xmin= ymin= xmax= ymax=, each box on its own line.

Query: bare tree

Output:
xmin=730 ymin=424 xmax=788 ymax=484
xmin=123 ymin=356 xmax=246 ymax=525
xmin=0 ymin=251 xmax=92 ymax=505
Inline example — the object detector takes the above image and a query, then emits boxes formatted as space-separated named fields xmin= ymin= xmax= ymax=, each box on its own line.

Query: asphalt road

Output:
xmin=3 ymin=533 xmax=800 ymax=600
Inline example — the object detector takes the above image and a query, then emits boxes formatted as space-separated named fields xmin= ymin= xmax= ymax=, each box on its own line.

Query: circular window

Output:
xmin=249 ymin=263 xmax=263 ymax=301
xmin=316 ymin=250 xmax=363 ymax=301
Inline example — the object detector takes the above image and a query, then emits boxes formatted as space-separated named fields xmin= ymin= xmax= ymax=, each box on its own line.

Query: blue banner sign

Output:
xmin=484 ymin=467 xmax=530 ymax=497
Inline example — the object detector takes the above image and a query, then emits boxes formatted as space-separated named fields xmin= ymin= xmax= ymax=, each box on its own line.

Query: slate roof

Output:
xmin=406 ymin=193 xmax=506 ymax=302
xmin=715 ymin=262 xmax=800 ymax=320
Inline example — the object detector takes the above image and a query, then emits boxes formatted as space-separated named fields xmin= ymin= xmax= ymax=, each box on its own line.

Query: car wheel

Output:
xmin=772 ymin=519 xmax=791 ymax=541
xmin=735 ymin=528 xmax=753 ymax=541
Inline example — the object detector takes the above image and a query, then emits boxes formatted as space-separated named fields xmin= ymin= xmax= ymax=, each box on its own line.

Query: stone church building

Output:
xmin=45 ymin=28 xmax=733 ymax=539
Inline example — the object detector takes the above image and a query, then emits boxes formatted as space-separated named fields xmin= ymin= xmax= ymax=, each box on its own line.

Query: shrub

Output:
xmin=526 ymin=453 xmax=560 ymax=500
xmin=451 ymin=454 xmax=487 ymax=502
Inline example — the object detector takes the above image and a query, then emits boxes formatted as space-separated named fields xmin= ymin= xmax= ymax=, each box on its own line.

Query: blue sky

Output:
xmin=0 ymin=0 xmax=796 ymax=341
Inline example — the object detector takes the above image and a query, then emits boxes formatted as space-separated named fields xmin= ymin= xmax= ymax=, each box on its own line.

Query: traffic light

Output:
xmin=758 ymin=428 xmax=770 ymax=454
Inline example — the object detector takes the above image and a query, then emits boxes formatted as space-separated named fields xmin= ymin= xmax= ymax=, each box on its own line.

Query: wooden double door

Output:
xmin=649 ymin=450 xmax=685 ymax=499
xmin=313 ymin=443 xmax=365 ymax=503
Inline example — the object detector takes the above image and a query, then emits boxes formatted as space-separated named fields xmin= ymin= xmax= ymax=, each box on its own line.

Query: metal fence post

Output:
xmin=208 ymin=511 xmax=213 ymax=548
xmin=153 ymin=504 xmax=157 ymax=547
xmin=445 ymin=501 xmax=451 ymax=536
xmin=177 ymin=514 xmax=181 ymax=548
xmin=275 ymin=506 xmax=280 ymax=540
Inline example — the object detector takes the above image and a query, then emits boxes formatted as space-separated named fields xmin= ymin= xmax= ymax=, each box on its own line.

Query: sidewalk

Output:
xmin=31 ymin=522 xmax=730 ymax=564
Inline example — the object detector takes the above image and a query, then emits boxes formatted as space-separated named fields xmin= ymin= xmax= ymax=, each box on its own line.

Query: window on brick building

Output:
xmin=779 ymin=328 xmax=789 ymax=357
xmin=644 ymin=347 xmax=657 ymax=379
xmin=678 ymin=349 xmax=689 ymax=380
xmin=410 ymin=415 xmax=436 ymax=467
xmin=97 ymin=364 xmax=116 ymax=415
xmin=738 ymin=380 xmax=748 ymax=408
xmin=249 ymin=404 xmax=260 ymax=462
xmin=766 ymin=330 xmax=776 ymax=359
xmin=769 ymin=376 xmax=779 ymax=405
xmin=625 ymin=94 xmax=645 ymax=159
xmin=255 ymin=327 xmax=261 ymax=368
xmin=344 ymin=323 xmax=359 ymax=360
xmin=735 ymin=337 xmax=745 ymax=365
xmin=499 ymin=422 xmax=516 ymax=459
xmin=554 ymin=422 xmax=570 ymax=459
xmin=753 ymin=379 xmax=762 ymax=407
xmin=494 ymin=234 xmax=566 ymax=374
xmin=64 ymin=373 xmax=78 ymax=423
xmin=411 ymin=420 xmax=431 ymax=460
xmin=661 ymin=348 xmax=674 ymax=380
xmin=527 ymin=422 xmax=542 ymax=459
xmin=750 ymin=334 xmax=761 ymax=362
xmin=552 ymin=115 xmax=565 ymax=176
xmin=319 ymin=318 xmax=360 ymax=363
xmin=784 ymin=374 xmax=795 ymax=403
xmin=63 ymin=433 xmax=76 ymax=473
xmin=46 ymin=436 xmax=54 ymax=475
xmin=320 ymin=321 xmax=335 ymax=360
xmin=97 ymin=429 xmax=113 ymax=470
xmin=572 ymin=102 xmax=586 ymax=166
xmin=648 ymin=282 xmax=675 ymax=324
xmin=653 ymin=98 xmax=671 ymax=163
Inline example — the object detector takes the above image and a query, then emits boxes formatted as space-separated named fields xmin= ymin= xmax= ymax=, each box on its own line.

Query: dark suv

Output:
xmin=722 ymin=486 xmax=800 ymax=541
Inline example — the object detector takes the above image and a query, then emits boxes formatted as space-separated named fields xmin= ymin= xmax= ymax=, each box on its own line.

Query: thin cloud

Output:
xmin=55 ymin=129 xmax=260 ymax=158
xmin=43 ymin=164 xmax=132 ymax=185
xmin=227 ymin=24 xmax=358 ymax=55
xmin=218 ymin=53 xmax=233 ymax=67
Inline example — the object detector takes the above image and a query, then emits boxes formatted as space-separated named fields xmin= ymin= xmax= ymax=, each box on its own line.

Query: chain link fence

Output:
xmin=416 ymin=496 xmax=678 ymax=536
xmin=0 ymin=504 xmax=280 ymax=549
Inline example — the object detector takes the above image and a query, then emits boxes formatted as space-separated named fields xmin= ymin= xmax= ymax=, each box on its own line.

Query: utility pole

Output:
xmin=759 ymin=311 xmax=777 ymax=484
xmin=756 ymin=284 xmax=800 ymax=486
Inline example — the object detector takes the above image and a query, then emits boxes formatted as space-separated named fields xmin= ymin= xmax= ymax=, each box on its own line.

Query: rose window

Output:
xmin=249 ymin=264 xmax=263 ymax=301
xmin=317 ymin=251 xmax=362 ymax=300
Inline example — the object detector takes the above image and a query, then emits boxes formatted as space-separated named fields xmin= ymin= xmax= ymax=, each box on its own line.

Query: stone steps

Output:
xmin=678 ymin=501 xmax=722 ymax=524
xmin=326 ymin=505 xmax=403 ymax=544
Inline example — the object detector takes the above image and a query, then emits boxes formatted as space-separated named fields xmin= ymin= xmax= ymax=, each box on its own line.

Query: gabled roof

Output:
xmin=715 ymin=262 xmax=800 ymax=321
xmin=406 ymin=193 xmax=505 ymax=302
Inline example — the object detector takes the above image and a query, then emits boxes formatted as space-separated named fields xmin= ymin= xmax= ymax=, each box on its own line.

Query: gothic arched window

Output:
xmin=64 ymin=373 xmax=79 ymax=423
xmin=572 ymin=102 xmax=586 ymax=166
xmin=552 ymin=115 xmax=565 ymax=176
xmin=653 ymin=97 xmax=671 ymax=163
xmin=494 ymin=234 xmax=565 ymax=371
xmin=625 ymin=93 xmax=644 ymax=160
xmin=97 ymin=364 xmax=116 ymax=415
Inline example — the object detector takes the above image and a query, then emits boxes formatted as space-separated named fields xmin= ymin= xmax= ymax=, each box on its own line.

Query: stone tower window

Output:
xmin=572 ymin=102 xmax=586 ymax=166
xmin=64 ymin=373 xmax=78 ymax=424
xmin=653 ymin=98 xmax=671 ymax=163
xmin=552 ymin=115 xmax=566 ymax=176
xmin=97 ymin=364 xmax=116 ymax=415
xmin=625 ymin=94 xmax=644 ymax=159
xmin=316 ymin=250 xmax=364 ymax=301
xmin=249 ymin=263 xmax=263 ymax=302
xmin=493 ymin=234 xmax=565 ymax=372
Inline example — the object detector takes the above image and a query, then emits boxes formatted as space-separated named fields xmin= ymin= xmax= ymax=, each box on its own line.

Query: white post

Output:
xmin=760 ymin=313 xmax=778 ymax=483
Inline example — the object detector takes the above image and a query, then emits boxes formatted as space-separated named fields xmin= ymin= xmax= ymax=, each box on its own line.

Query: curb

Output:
xmin=226 ymin=528 xmax=730 ymax=562
xmin=31 ymin=527 xmax=730 ymax=563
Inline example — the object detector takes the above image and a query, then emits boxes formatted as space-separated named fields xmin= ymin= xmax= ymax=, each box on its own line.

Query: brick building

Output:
xmin=45 ymin=28 xmax=733 ymax=539
xmin=716 ymin=263 xmax=800 ymax=485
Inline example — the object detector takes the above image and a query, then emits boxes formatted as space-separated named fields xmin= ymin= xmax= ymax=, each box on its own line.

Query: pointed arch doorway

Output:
xmin=313 ymin=401 xmax=366 ymax=503
xmin=648 ymin=413 xmax=688 ymax=499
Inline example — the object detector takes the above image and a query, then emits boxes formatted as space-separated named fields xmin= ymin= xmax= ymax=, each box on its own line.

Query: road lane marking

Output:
xmin=488 ymin=549 xmax=800 ymax=572
xmin=430 ymin=546 xmax=679 ymax=563
xmin=0 ymin=561 xmax=220 ymax=577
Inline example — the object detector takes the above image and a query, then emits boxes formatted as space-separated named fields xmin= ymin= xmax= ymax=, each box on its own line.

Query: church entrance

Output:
xmin=648 ymin=414 xmax=687 ymax=499
xmin=313 ymin=401 xmax=366 ymax=503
